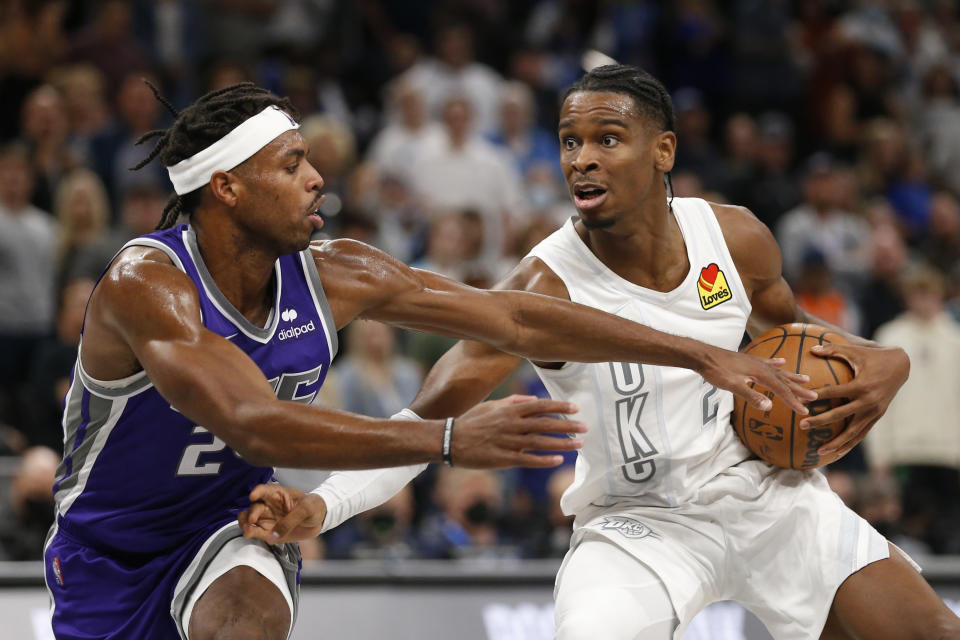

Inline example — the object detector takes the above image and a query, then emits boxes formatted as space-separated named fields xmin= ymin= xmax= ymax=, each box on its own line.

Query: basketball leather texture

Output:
xmin=731 ymin=323 xmax=853 ymax=469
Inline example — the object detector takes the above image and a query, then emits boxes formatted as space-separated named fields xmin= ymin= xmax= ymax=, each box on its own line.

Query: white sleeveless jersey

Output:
xmin=527 ymin=197 xmax=754 ymax=514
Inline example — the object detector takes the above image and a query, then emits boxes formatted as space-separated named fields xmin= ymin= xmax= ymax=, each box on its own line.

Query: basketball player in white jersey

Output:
xmin=240 ymin=65 xmax=959 ymax=639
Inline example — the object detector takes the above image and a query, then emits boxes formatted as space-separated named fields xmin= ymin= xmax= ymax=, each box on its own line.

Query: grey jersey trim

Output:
xmin=55 ymin=392 xmax=128 ymax=514
xmin=170 ymin=522 xmax=301 ymax=640
xmin=299 ymin=247 xmax=338 ymax=358
xmin=183 ymin=226 xmax=280 ymax=343
xmin=75 ymin=341 xmax=152 ymax=398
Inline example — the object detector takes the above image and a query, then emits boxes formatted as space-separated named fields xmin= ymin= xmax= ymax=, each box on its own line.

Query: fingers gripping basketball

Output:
xmin=731 ymin=323 xmax=853 ymax=469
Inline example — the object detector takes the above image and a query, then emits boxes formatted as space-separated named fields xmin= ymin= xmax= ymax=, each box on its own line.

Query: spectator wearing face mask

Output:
xmin=418 ymin=467 xmax=518 ymax=560
xmin=324 ymin=485 xmax=421 ymax=561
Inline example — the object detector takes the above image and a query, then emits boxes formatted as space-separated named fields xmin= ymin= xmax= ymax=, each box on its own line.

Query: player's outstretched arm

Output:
xmin=314 ymin=240 xmax=813 ymax=414
xmin=716 ymin=203 xmax=910 ymax=460
xmin=85 ymin=248 xmax=585 ymax=470
xmin=238 ymin=395 xmax=565 ymax=544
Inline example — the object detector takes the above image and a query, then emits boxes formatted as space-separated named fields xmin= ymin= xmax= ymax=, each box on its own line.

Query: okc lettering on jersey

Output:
xmin=599 ymin=515 xmax=662 ymax=540
xmin=697 ymin=263 xmax=733 ymax=310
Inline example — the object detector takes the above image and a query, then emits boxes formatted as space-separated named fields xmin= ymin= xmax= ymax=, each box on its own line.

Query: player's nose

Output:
xmin=570 ymin=144 xmax=600 ymax=174
xmin=305 ymin=162 xmax=324 ymax=191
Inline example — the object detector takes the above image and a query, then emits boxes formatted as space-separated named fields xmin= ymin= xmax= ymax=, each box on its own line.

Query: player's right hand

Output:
xmin=452 ymin=395 xmax=586 ymax=468
xmin=700 ymin=348 xmax=817 ymax=415
xmin=239 ymin=484 xmax=327 ymax=544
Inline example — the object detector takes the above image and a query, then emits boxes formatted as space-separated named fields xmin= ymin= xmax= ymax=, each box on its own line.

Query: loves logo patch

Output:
xmin=697 ymin=263 xmax=733 ymax=310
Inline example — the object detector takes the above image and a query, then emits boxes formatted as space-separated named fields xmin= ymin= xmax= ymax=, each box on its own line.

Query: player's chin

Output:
xmin=578 ymin=211 xmax=618 ymax=230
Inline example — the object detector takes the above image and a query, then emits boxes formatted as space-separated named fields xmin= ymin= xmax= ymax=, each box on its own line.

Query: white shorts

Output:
xmin=557 ymin=460 xmax=919 ymax=640
xmin=171 ymin=522 xmax=300 ymax=640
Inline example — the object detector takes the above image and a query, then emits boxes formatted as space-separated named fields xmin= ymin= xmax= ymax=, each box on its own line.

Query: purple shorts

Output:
xmin=44 ymin=521 xmax=300 ymax=639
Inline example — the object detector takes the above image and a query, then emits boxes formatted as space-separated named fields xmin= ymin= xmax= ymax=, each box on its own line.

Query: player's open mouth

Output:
xmin=572 ymin=184 xmax=608 ymax=210
xmin=307 ymin=194 xmax=326 ymax=229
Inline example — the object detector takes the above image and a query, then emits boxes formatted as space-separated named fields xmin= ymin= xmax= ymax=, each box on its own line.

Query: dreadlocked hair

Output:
xmin=563 ymin=64 xmax=675 ymax=133
xmin=129 ymin=81 xmax=299 ymax=230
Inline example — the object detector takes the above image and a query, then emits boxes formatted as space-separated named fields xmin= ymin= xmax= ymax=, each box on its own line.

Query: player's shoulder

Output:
xmin=493 ymin=255 xmax=570 ymax=300
xmin=91 ymin=244 xmax=200 ymax=318
xmin=706 ymin=201 xmax=781 ymax=279
xmin=102 ymin=244 xmax=180 ymax=288
xmin=308 ymin=238 xmax=399 ymax=277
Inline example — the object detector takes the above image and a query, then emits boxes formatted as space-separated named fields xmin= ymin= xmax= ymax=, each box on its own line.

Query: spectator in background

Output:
xmin=333 ymin=320 xmax=423 ymax=419
xmin=858 ymin=118 xmax=901 ymax=197
xmin=299 ymin=114 xmax=357 ymax=226
xmin=0 ymin=0 xmax=67 ymax=142
xmin=70 ymin=182 xmax=165 ymax=282
xmin=48 ymin=64 xmax=111 ymax=166
xmin=420 ymin=467 xmax=515 ymax=560
xmin=777 ymin=152 xmax=869 ymax=292
xmin=408 ymin=95 xmax=525 ymax=278
xmin=0 ymin=144 xmax=56 ymax=428
xmin=922 ymin=190 xmax=960 ymax=275
xmin=52 ymin=169 xmax=110 ymax=290
xmin=325 ymin=485 xmax=420 ymax=561
xmin=411 ymin=211 xmax=481 ymax=283
xmin=19 ymin=84 xmax=82 ymax=213
xmin=489 ymin=81 xmax=559 ymax=179
xmin=89 ymin=71 xmax=167 ymax=210
xmin=67 ymin=0 xmax=151 ymax=97
xmin=858 ymin=203 xmax=909 ymax=338
xmin=367 ymin=80 xmax=443 ymax=178
xmin=747 ymin=111 xmax=800 ymax=229
xmin=793 ymin=247 xmax=861 ymax=335
xmin=0 ymin=446 xmax=59 ymax=561
xmin=370 ymin=173 xmax=429 ymax=264
xmin=714 ymin=112 xmax=759 ymax=205
xmin=25 ymin=278 xmax=94 ymax=453
xmin=856 ymin=473 xmax=930 ymax=559
xmin=521 ymin=162 xmax=573 ymax=231
xmin=917 ymin=63 xmax=960 ymax=196
xmin=868 ymin=264 xmax=960 ymax=553
xmin=670 ymin=87 xmax=722 ymax=191
xmin=397 ymin=22 xmax=504 ymax=136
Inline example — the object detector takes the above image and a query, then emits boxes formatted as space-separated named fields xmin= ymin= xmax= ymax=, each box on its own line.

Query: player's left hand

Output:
xmin=238 ymin=484 xmax=327 ymax=544
xmin=798 ymin=343 xmax=910 ymax=458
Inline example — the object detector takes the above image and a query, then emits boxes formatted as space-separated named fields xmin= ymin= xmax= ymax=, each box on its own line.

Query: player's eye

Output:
xmin=286 ymin=164 xmax=299 ymax=174
xmin=602 ymin=135 xmax=618 ymax=147
xmin=562 ymin=137 xmax=578 ymax=150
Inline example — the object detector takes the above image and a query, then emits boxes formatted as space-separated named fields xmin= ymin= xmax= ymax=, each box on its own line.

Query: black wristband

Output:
xmin=441 ymin=417 xmax=455 ymax=466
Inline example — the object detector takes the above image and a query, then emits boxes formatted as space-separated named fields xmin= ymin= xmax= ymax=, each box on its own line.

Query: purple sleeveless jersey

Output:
xmin=44 ymin=224 xmax=337 ymax=639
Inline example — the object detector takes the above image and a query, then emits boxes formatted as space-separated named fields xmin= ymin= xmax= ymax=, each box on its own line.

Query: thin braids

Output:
xmin=562 ymin=64 xmax=675 ymax=133
xmin=128 ymin=82 xmax=299 ymax=230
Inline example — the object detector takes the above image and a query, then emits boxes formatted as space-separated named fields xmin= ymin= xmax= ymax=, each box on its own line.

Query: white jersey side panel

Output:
xmin=527 ymin=197 xmax=754 ymax=513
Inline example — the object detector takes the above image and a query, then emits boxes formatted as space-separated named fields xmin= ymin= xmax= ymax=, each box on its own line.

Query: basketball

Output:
xmin=731 ymin=323 xmax=854 ymax=469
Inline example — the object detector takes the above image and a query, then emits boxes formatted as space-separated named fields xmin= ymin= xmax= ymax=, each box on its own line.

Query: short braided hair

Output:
xmin=563 ymin=64 xmax=675 ymax=133
xmin=130 ymin=82 xmax=298 ymax=230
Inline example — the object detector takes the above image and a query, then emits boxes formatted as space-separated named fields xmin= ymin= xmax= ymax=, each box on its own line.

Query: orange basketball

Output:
xmin=730 ymin=323 xmax=854 ymax=469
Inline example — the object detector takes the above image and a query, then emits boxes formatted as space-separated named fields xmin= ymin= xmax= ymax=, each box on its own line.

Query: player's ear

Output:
xmin=209 ymin=170 xmax=241 ymax=207
xmin=654 ymin=131 xmax=676 ymax=173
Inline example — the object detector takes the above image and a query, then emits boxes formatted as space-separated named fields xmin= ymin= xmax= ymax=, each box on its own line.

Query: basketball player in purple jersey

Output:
xmin=43 ymin=82 xmax=813 ymax=640
xmin=248 ymin=66 xmax=960 ymax=638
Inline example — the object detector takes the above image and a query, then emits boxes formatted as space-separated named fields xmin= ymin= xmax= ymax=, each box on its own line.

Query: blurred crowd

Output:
xmin=2 ymin=0 xmax=960 ymax=562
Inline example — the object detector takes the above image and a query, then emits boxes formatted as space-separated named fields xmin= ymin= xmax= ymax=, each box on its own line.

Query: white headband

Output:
xmin=166 ymin=106 xmax=300 ymax=195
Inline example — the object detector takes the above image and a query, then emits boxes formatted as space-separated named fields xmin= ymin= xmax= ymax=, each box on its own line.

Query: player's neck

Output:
xmin=578 ymin=201 xmax=689 ymax=291
xmin=191 ymin=215 xmax=277 ymax=326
